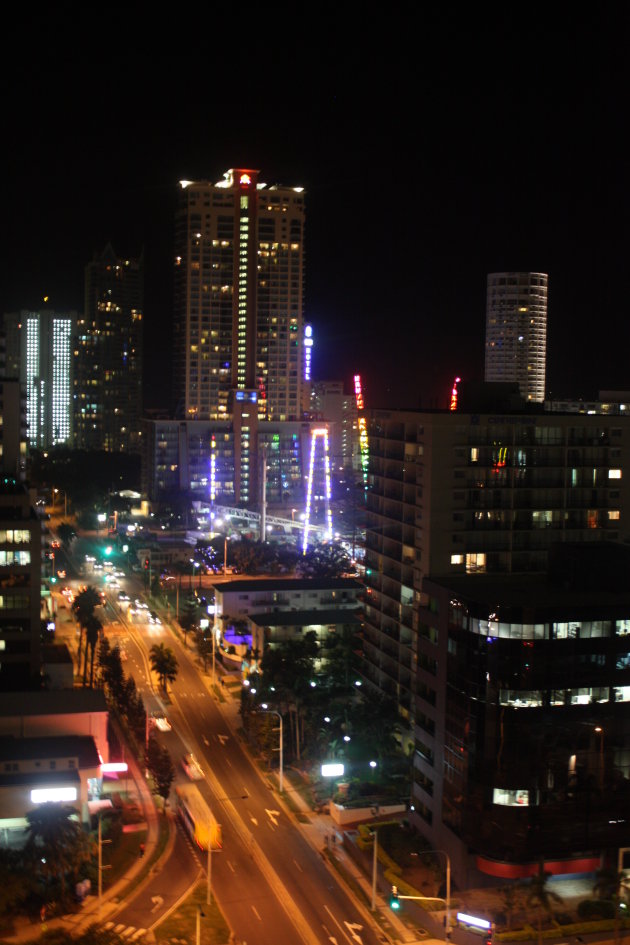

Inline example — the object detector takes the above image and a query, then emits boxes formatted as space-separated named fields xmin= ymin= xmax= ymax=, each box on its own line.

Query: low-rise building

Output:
xmin=0 ymin=734 xmax=100 ymax=846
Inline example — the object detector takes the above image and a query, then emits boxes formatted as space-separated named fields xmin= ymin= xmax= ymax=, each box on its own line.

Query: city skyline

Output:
xmin=2 ymin=10 xmax=627 ymax=412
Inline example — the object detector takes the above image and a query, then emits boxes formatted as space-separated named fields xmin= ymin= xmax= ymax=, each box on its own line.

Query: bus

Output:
xmin=175 ymin=783 xmax=222 ymax=852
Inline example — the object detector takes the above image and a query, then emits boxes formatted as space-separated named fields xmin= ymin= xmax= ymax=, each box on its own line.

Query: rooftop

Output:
xmin=213 ymin=577 xmax=362 ymax=594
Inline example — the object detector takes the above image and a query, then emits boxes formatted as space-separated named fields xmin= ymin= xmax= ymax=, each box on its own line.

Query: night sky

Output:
xmin=2 ymin=9 xmax=627 ymax=411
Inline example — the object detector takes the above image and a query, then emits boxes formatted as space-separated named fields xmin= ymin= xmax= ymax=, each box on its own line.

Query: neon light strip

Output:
xmin=354 ymin=374 xmax=369 ymax=491
xmin=450 ymin=375 xmax=461 ymax=412
xmin=303 ymin=427 xmax=333 ymax=553
xmin=210 ymin=435 xmax=216 ymax=502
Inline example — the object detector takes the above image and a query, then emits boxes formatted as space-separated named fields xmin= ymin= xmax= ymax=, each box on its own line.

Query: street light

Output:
xmin=595 ymin=726 xmax=604 ymax=790
xmin=223 ymin=535 xmax=230 ymax=575
xmin=53 ymin=488 xmax=67 ymax=517
xmin=261 ymin=703 xmax=283 ymax=793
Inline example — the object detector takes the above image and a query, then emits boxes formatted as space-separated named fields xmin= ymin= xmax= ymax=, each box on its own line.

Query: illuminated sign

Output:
xmin=239 ymin=173 xmax=251 ymax=186
xmin=354 ymin=374 xmax=369 ymax=492
xmin=31 ymin=787 xmax=78 ymax=803
xmin=101 ymin=762 xmax=129 ymax=774
xmin=321 ymin=763 xmax=344 ymax=777
xmin=304 ymin=324 xmax=313 ymax=381
xmin=457 ymin=913 xmax=491 ymax=931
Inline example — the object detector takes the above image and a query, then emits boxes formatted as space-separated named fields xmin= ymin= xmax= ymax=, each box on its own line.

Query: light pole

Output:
xmin=595 ymin=726 xmax=604 ymax=790
xmin=432 ymin=849 xmax=451 ymax=941
xmin=261 ymin=703 xmax=283 ymax=793
xmin=223 ymin=535 xmax=229 ymax=575
xmin=371 ymin=826 xmax=379 ymax=911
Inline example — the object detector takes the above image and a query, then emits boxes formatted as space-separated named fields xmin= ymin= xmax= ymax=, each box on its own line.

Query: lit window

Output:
xmin=465 ymin=553 xmax=486 ymax=573
xmin=609 ymin=469 xmax=622 ymax=479
xmin=450 ymin=554 xmax=464 ymax=565
xmin=609 ymin=510 xmax=621 ymax=520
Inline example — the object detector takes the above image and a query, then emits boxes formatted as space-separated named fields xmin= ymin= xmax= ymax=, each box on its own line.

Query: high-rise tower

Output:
xmin=75 ymin=244 xmax=143 ymax=452
xmin=173 ymin=170 xmax=305 ymax=423
xmin=484 ymin=272 xmax=548 ymax=403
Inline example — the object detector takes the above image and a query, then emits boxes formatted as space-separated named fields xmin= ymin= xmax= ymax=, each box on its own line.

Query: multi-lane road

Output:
xmin=57 ymin=538 xmax=387 ymax=945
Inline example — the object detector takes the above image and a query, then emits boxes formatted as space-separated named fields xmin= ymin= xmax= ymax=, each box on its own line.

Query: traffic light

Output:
xmin=144 ymin=558 xmax=149 ymax=570
xmin=390 ymin=885 xmax=400 ymax=910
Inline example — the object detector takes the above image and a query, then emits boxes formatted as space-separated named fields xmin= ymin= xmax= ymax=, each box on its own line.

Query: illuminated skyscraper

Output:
xmin=484 ymin=272 xmax=548 ymax=403
xmin=2 ymin=309 xmax=75 ymax=449
xmin=173 ymin=170 xmax=305 ymax=422
xmin=75 ymin=244 xmax=143 ymax=452
xmin=173 ymin=170 xmax=305 ymax=505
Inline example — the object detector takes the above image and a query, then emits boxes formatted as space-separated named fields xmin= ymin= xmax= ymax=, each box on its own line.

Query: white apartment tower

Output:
xmin=3 ymin=309 xmax=74 ymax=448
xmin=173 ymin=169 xmax=305 ymax=423
xmin=484 ymin=272 xmax=548 ymax=403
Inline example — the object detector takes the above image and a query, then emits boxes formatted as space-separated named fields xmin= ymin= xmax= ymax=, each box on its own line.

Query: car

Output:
xmin=182 ymin=753 xmax=204 ymax=781
xmin=114 ymin=569 xmax=125 ymax=578
xmin=117 ymin=591 xmax=130 ymax=603
xmin=135 ymin=599 xmax=149 ymax=610
xmin=148 ymin=611 xmax=162 ymax=625
xmin=152 ymin=714 xmax=172 ymax=732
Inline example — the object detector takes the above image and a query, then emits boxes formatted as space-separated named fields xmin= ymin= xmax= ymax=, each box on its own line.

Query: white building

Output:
xmin=3 ymin=309 xmax=75 ymax=448
xmin=484 ymin=272 xmax=548 ymax=403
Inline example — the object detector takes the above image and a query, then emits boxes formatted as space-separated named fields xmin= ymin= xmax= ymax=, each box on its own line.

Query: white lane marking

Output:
xmin=251 ymin=905 xmax=262 ymax=921
xmin=203 ymin=736 xmax=210 ymax=746
xmin=218 ymin=733 xmax=229 ymax=745
xmin=323 ymin=907 xmax=363 ymax=945
xmin=227 ymin=859 xmax=236 ymax=872
xmin=293 ymin=858 xmax=303 ymax=872
xmin=250 ymin=816 xmax=258 ymax=826
xmin=265 ymin=809 xmax=280 ymax=827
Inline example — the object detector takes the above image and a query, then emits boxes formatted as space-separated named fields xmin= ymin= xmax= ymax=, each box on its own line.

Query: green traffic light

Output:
xmin=104 ymin=545 xmax=113 ymax=556
xmin=390 ymin=885 xmax=400 ymax=910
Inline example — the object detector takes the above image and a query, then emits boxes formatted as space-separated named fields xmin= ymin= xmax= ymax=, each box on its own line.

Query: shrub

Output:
xmin=577 ymin=899 xmax=615 ymax=919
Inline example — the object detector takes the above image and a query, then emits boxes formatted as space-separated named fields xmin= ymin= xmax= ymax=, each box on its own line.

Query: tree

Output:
xmin=526 ymin=865 xmax=563 ymax=945
xmin=83 ymin=613 xmax=102 ymax=687
xmin=24 ymin=803 xmax=94 ymax=904
xmin=100 ymin=641 xmax=124 ymax=701
xmin=147 ymin=734 xmax=175 ymax=812
xmin=297 ymin=542 xmax=351 ymax=578
xmin=73 ymin=586 xmax=102 ymax=670
xmin=150 ymin=643 xmax=179 ymax=694
xmin=593 ymin=867 xmax=630 ymax=944
xmin=56 ymin=521 xmax=76 ymax=549
xmin=179 ymin=598 xmax=198 ymax=646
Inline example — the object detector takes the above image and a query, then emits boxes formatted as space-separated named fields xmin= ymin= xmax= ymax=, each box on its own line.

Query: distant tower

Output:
xmin=2 ymin=308 xmax=75 ymax=449
xmin=75 ymin=244 xmax=143 ymax=452
xmin=484 ymin=272 xmax=548 ymax=403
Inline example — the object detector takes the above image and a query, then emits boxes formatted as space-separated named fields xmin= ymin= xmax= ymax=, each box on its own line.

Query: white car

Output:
xmin=182 ymin=753 xmax=204 ymax=781
xmin=152 ymin=714 xmax=172 ymax=732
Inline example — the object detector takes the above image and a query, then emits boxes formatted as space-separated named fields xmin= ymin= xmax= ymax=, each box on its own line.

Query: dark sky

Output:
xmin=2 ymin=8 xmax=627 ymax=410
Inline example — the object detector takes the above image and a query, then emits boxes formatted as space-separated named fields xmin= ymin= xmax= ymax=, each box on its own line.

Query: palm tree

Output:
xmin=73 ymin=586 xmax=102 ymax=669
xmin=526 ymin=865 xmax=563 ymax=945
xmin=150 ymin=643 xmax=178 ymax=694
xmin=83 ymin=613 xmax=103 ymax=687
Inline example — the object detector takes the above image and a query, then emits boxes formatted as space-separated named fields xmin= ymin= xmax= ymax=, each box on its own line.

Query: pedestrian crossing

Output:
xmin=102 ymin=920 xmax=147 ymax=939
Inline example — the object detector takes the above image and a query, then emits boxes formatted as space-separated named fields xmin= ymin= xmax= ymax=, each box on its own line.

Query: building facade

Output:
xmin=142 ymin=417 xmax=315 ymax=510
xmin=173 ymin=170 xmax=305 ymax=423
xmin=484 ymin=272 xmax=548 ymax=403
xmin=362 ymin=404 xmax=630 ymax=883
xmin=75 ymin=244 xmax=143 ymax=452
xmin=362 ymin=406 xmax=630 ymax=713
xmin=3 ymin=309 xmax=75 ymax=449
xmin=413 ymin=563 xmax=630 ymax=887
xmin=0 ymin=481 xmax=42 ymax=689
